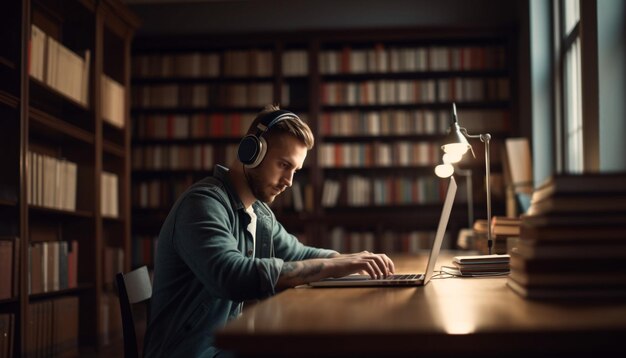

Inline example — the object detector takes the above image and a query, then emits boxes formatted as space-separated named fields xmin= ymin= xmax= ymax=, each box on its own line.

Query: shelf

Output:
xmin=0 ymin=55 xmax=16 ymax=70
xmin=132 ymin=75 xmax=275 ymax=85
xmin=132 ymin=106 xmax=270 ymax=115
xmin=321 ymin=69 xmax=509 ymax=81
xmin=0 ymin=198 xmax=18 ymax=207
xmin=30 ymin=107 xmax=95 ymax=145
xmin=0 ymin=90 xmax=19 ymax=108
xmin=103 ymin=140 xmax=126 ymax=158
xmin=28 ymin=283 xmax=94 ymax=301
xmin=103 ymin=215 xmax=126 ymax=224
xmin=321 ymin=101 xmax=510 ymax=112
xmin=321 ymin=134 xmax=446 ymax=142
xmin=132 ymin=136 xmax=241 ymax=145
xmin=29 ymin=205 xmax=94 ymax=219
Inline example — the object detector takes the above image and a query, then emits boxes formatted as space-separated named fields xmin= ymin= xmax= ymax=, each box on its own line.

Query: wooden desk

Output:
xmin=215 ymin=254 xmax=626 ymax=357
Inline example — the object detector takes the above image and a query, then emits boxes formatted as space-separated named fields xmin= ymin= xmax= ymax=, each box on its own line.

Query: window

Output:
xmin=557 ymin=0 xmax=583 ymax=172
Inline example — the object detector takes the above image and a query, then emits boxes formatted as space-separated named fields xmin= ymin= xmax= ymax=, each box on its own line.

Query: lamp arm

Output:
xmin=459 ymin=128 xmax=493 ymax=254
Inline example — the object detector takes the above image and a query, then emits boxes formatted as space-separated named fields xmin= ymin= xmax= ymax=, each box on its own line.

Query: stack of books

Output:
xmin=444 ymin=254 xmax=510 ymax=277
xmin=507 ymin=173 xmax=626 ymax=299
xmin=491 ymin=216 xmax=522 ymax=254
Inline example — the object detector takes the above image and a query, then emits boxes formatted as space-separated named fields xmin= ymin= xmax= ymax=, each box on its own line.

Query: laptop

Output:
xmin=310 ymin=176 xmax=457 ymax=287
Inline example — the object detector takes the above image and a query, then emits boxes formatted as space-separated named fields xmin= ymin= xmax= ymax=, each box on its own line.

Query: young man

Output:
xmin=143 ymin=105 xmax=395 ymax=357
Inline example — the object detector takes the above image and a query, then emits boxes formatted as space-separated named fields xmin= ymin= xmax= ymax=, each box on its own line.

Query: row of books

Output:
xmin=320 ymin=78 xmax=509 ymax=105
xmin=134 ymin=113 xmax=258 ymax=139
xmin=29 ymin=241 xmax=79 ymax=295
xmin=133 ymin=178 xmax=193 ymax=209
xmin=133 ymin=53 xmax=220 ymax=78
xmin=29 ymin=25 xmax=90 ymax=106
xmin=25 ymin=297 xmax=79 ymax=358
xmin=101 ymin=171 xmax=120 ymax=218
xmin=223 ymin=50 xmax=273 ymax=77
xmin=319 ymin=45 xmax=506 ymax=74
xmin=320 ymin=110 xmax=448 ymax=136
xmin=507 ymin=173 xmax=626 ymax=299
xmin=133 ymin=50 xmax=273 ymax=78
xmin=327 ymin=227 xmax=447 ymax=254
xmin=282 ymin=50 xmax=308 ymax=76
xmin=469 ymin=216 xmax=521 ymax=255
xmin=318 ymin=142 xmax=440 ymax=168
xmin=0 ymin=238 xmax=19 ymax=300
xmin=319 ymin=109 xmax=509 ymax=136
xmin=27 ymin=151 xmax=78 ymax=212
xmin=101 ymin=74 xmax=126 ymax=128
xmin=132 ymin=236 xmax=158 ymax=268
xmin=131 ymin=45 xmax=506 ymax=79
xmin=132 ymin=144 xmax=218 ymax=171
xmin=131 ymin=83 xmax=278 ymax=108
xmin=0 ymin=314 xmax=13 ymax=358
xmin=344 ymin=175 xmax=443 ymax=206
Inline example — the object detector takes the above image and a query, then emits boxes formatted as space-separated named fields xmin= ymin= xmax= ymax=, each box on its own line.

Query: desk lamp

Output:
xmin=435 ymin=103 xmax=493 ymax=254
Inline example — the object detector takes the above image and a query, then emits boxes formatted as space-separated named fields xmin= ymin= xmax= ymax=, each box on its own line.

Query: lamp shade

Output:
xmin=442 ymin=121 xmax=471 ymax=156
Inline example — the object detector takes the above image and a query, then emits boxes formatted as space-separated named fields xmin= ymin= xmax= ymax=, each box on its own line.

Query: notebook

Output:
xmin=309 ymin=176 xmax=457 ymax=287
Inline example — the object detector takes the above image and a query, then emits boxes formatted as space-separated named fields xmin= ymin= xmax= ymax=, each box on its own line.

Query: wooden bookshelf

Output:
xmin=130 ymin=28 xmax=515 ymax=267
xmin=0 ymin=0 xmax=139 ymax=356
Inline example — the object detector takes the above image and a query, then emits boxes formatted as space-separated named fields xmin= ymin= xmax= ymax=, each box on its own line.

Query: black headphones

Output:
xmin=237 ymin=109 xmax=300 ymax=168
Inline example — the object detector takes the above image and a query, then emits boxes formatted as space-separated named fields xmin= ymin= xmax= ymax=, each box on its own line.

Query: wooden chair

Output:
xmin=116 ymin=266 xmax=152 ymax=358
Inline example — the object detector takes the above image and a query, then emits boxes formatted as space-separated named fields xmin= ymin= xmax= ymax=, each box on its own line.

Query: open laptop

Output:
xmin=310 ymin=176 xmax=457 ymax=287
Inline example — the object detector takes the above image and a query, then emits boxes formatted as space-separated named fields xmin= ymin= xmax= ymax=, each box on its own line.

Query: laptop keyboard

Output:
xmin=383 ymin=274 xmax=423 ymax=280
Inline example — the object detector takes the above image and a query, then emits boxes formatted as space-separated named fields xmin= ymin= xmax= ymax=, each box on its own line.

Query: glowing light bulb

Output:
xmin=434 ymin=164 xmax=454 ymax=178
xmin=443 ymin=152 xmax=462 ymax=164
xmin=442 ymin=143 xmax=470 ymax=156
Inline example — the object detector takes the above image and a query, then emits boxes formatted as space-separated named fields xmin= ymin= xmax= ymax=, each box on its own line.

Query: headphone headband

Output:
xmin=238 ymin=109 xmax=300 ymax=168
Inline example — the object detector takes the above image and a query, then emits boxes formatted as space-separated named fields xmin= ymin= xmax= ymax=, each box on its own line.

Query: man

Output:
xmin=143 ymin=105 xmax=395 ymax=357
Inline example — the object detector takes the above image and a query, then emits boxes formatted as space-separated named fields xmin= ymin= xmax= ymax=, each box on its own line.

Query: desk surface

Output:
xmin=215 ymin=254 xmax=626 ymax=356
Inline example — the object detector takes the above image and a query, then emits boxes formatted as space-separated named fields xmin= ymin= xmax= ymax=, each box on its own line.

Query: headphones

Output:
xmin=237 ymin=109 xmax=300 ymax=168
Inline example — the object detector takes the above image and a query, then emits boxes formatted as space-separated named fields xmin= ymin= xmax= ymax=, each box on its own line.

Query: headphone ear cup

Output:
xmin=246 ymin=136 xmax=267 ymax=168
xmin=238 ymin=135 xmax=261 ymax=166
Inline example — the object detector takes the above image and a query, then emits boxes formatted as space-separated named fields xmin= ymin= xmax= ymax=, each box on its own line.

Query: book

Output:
xmin=452 ymin=262 xmax=510 ymax=273
xmin=531 ymin=172 xmax=626 ymax=203
xmin=509 ymin=252 xmax=626 ymax=273
xmin=491 ymin=216 xmax=521 ymax=236
xmin=521 ymin=212 xmax=626 ymax=228
xmin=520 ymin=224 xmax=626 ymax=241
xmin=527 ymin=195 xmax=626 ymax=216
xmin=509 ymin=270 xmax=626 ymax=287
xmin=513 ymin=239 xmax=626 ymax=259
xmin=453 ymin=254 xmax=510 ymax=265
xmin=507 ymin=277 xmax=626 ymax=299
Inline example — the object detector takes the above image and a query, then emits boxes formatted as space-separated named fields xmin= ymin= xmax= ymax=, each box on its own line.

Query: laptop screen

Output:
xmin=423 ymin=176 xmax=457 ymax=284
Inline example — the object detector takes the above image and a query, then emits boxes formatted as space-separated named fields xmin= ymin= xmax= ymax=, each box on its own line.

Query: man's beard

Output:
xmin=245 ymin=168 xmax=277 ymax=203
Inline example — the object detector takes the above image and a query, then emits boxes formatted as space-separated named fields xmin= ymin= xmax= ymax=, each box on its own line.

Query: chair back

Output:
xmin=116 ymin=266 xmax=152 ymax=358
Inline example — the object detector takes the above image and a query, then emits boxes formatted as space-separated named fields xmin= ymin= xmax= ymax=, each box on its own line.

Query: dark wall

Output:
xmin=128 ymin=0 xmax=522 ymax=37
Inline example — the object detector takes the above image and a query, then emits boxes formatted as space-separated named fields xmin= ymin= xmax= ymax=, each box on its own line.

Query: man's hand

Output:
xmin=326 ymin=251 xmax=395 ymax=279
xmin=276 ymin=251 xmax=395 ymax=290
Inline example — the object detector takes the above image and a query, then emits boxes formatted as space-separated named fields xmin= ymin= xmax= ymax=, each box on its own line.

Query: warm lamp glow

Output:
xmin=442 ymin=142 xmax=471 ymax=156
xmin=443 ymin=152 xmax=462 ymax=164
xmin=435 ymin=163 xmax=454 ymax=178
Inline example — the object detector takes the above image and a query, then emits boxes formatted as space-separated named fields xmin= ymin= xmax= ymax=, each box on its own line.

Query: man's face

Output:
xmin=246 ymin=133 xmax=307 ymax=204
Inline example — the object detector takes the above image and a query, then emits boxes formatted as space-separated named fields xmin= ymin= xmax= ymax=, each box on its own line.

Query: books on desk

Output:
xmin=445 ymin=254 xmax=510 ymax=276
xmin=469 ymin=216 xmax=520 ymax=255
xmin=507 ymin=172 xmax=626 ymax=299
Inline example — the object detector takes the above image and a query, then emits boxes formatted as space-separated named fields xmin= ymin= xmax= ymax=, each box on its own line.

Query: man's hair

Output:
xmin=249 ymin=104 xmax=314 ymax=150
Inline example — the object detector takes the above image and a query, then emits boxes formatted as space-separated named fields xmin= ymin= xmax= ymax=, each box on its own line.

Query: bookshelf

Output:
xmin=130 ymin=28 xmax=515 ymax=266
xmin=0 ymin=0 xmax=139 ymax=356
